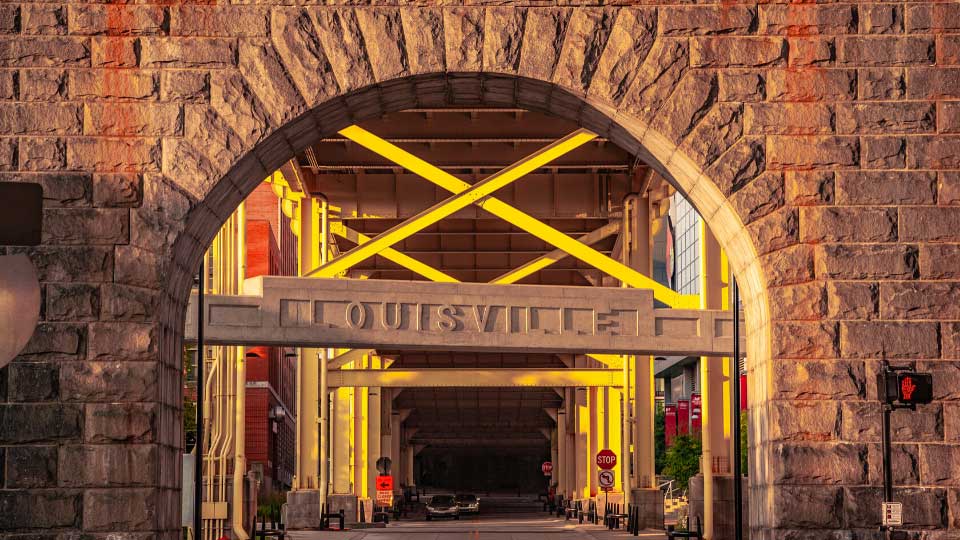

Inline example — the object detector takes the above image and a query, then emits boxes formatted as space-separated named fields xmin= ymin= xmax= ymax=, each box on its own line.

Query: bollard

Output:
xmin=359 ymin=501 xmax=366 ymax=523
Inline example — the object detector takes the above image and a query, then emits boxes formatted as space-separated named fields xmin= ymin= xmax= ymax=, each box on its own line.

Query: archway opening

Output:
xmin=169 ymin=73 xmax=768 ymax=538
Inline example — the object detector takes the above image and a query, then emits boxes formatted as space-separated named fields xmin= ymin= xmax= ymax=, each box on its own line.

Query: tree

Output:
xmin=654 ymin=406 xmax=666 ymax=474
xmin=662 ymin=434 xmax=702 ymax=491
xmin=740 ymin=410 xmax=748 ymax=475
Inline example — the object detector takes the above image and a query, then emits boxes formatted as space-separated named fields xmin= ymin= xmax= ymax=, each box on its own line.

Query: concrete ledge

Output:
xmin=630 ymin=487 xmax=664 ymax=529
xmin=286 ymin=490 xmax=322 ymax=529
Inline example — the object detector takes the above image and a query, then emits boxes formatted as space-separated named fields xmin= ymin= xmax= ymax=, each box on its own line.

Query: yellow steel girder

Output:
xmin=306 ymin=129 xmax=598 ymax=278
xmin=337 ymin=125 xmax=699 ymax=309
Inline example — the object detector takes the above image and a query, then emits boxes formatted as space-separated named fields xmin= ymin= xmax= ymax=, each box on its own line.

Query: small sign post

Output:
xmin=596 ymin=449 xmax=617 ymax=470
xmin=598 ymin=470 xmax=615 ymax=491
xmin=375 ymin=474 xmax=394 ymax=511
xmin=541 ymin=461 xmax=553 ymax=476
xmin=882 ymin=502 xmax=903 ymax=527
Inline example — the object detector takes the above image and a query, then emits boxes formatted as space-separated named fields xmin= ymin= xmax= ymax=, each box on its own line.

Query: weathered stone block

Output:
xmin=767 ymin=136 xmax=858 ymax=170
xmin=45 ymin=283 xmax=98 ymax=322
xmin=171 ymin=5 xmax=269 ymax=37
xmin=0 ymin=70 xmax=15 ymax=100
xmin=744 ymin=103 xmax=833 ymax=135
xmin=83 ymin=488 xmax=157 ymax=531
xmin=841 ymin=401 xmax=943 ymax=442
xmin=0 ymin=404 xmax=82 ymax=443
xmin=0 ymin=37 xmax=90 ymax=67
xmin=759 ymin=4 xmax=856 ymax=35
xmin=841 ymin=321 xmax=939 ymax=359
xmin=907 ymin=68 xmax=960 ymax=99
xmin=114 ymin=245 xmax=165 ymax=289
xmin=85 ymin=403 xmax=156 ymax=443
xmin=60 ymin=444 xmax=156 ymax=487
xmin=5 ymin=445 xmax=57 ymax=487
xmin=93 ymin=173 xmax=142 ymax=207
xmin=748 ymin=207 xmax=799 ymax=256
xmin=900 ymin=207 xmax=960 ymax=242
xmin=0 ymin=491 xmax=80 ymax=529
xmin=788 ymin=37 xmax=834 ymax=68
xmin=20 ymin=70 xmax=66 ymax=102
xmin=839 ymin=37 xmax=935 ymax=66
xmin=836 ymin=102 xmax=935 ymax=134
xmin=827 ymin=281 xmax=878 ymax=320
xmin=160 ymin=71 xmax=210 ymax=102
xmin=42 ymin=208 xmax=130 ymax=245
xmin=22 ymin=5 xmax=66 ymax=36
xmin=620 ymin=38 xmax=688 ymax=120
xmin=706 ymin=136 xmax=765 ymax=196
xmin=859 ymin=4 xmax=903 ymax=34
xmin=815 ymin=244 xmax=918 ymax=280
xmin=858 ymin=68 xmax=905 ymax=100
xmin=946 ymin=403 xmax=960 ymax=441
xmin=774 ymin=359 xmax=864 ymax=401
xmin=70 ymin=71 xmax=158 ymax=100
xmin=800 ymin=207 xmax=896 ymax=243
xmin=68 ymin=5 xmax=167 ymax=36
xmin=773 ymin=321 xmax=838 ymax=359
xmin=844 ymin=487 xmax=946 ymax=529
xmin=772 ymin=486 xmax=843 ymax=528
xmin=11 ymin=246 xmax=112 ymax=283
xmin=91 ymin=37 xmax=138 ymax=68
xmin=61 ymin=362 xmax=157 ymax=405
xmin=920 ymin=362 xmax=960 ymax=401
xmin=718 ymin=71 xmax=764 ymax=102
xmin=906 ymin=3 xmax=960 ymax=32
xmin=860 ymin=136 xmax=906 ymax=169
xmin=772 ymin=443 xmax=867 ymax=485
xmin=660 ymin=6 xmax=756 ymax=36
xmin=0 ymin=4 xmax=19 ymax=34
xmin=19 ymin=137 xmax=66 ymax=171
xmin=690 ymin=37 xmax=786 ymax=68
xmin=83 ymin=103 xmax=183 ymax=137
xmin=0 ymin=137 xmax=15 ymax=170
xmin=835 ymin=171 xmax=936 ymax=205
xmin=881 ymin=282 xmax=960 ymax=320
xmin=586 ymin=8 xmax=655 ymax=103
xmin=651 ymin=70 xmax=717 ymax=144
xmin=919 ymin=445 xmax=960 ymax=486
xmin=101 ymin=284 xmax=158 ymax=322
xmin=762 ymin=244 xmax=815 ymax=287
xmin=867 ymin=443 xmax=919 ymax=486
xmin=8 ymin=362 xmax=59 ymax=402
xmin=17 ymin=322 xmax=82 ymax=357
xmin=0 ymin=172 xmax=92 ymax=207
xmin=767 ymin=69 xmax=856 ymax=102
xmin=88 ymin=322 xmax=157 ymax=361
xmin=67 ymin=138 xmax=161 ymax=172
xmin=768 ymin=282 xmax=826 ymax=321
xmin=919 ymin=244 xmax=960 ymax=280
xmin=786 ymin=171 xmax=834 ymax=206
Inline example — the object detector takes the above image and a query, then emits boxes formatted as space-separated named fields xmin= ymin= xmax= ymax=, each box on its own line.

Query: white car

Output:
xmin=426 ymin=495 xmax=460 ymax=520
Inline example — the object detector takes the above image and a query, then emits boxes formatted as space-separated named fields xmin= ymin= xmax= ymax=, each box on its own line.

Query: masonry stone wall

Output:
xmin=0 ymin=2 xmax=959 ymax=539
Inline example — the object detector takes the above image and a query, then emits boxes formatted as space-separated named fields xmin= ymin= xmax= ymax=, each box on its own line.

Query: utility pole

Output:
xmin=730 ymin=276 xmax=743 ymax=540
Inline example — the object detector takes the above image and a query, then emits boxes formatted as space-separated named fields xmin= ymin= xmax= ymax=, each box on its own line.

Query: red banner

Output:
xmin=677 ymin=400 xmax=690 ymax=435
xmin=690 ymin=393 xmax=702 ymax=433
xmin=741 ymin=374 xmax=748 ymax=411
xmin=665 ymin=404 xmax=677 ymax=447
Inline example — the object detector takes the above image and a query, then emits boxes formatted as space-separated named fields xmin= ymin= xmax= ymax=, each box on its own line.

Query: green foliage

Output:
xmin=740 ymin=410 xmax=748 ymax=475
xmin=662 ymin=434 xmax=702 ymax=491
xmin=654 ymin=405 xmax=666 ymax=474
xmin=258 ymin=491 xmax=287 ymax=520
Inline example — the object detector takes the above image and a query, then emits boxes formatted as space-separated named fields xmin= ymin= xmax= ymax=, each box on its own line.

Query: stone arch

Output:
xmin=157 ymin=4 xmax=776 ymax=532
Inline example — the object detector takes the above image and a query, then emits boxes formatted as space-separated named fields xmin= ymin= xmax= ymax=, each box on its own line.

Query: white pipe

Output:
xmin=232 ymin=203 xmax=249 ymax=539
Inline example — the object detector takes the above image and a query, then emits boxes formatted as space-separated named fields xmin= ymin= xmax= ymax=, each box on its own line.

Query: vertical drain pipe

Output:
xmin=232 ymin=203 xmax=249 ymax=539
xmin=730 ymin=277 xmax=743 ymax=540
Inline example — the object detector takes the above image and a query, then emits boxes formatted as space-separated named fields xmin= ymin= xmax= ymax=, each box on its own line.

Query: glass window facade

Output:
xmin=670 ymin=193 xmax=701 ymax=296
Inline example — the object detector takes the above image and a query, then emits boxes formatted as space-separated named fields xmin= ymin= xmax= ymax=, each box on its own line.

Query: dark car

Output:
xmin=455 ymin=494 xmax=479 ymax=514
xmin=425 ymin=495 xmax=460 ymax=520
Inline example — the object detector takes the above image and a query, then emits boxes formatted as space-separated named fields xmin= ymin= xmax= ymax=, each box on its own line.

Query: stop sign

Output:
xmin=541 ymin=461 xmax=553 ymax=475
xmin=596 ymin=449 xmax=617 ymax=470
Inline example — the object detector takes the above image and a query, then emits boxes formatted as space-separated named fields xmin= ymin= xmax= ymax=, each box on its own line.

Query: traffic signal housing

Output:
xmin=878 ymin=368 xmax=933 ymax=407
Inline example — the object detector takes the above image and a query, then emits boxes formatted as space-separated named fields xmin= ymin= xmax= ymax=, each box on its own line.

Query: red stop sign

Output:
xmin=596 ymin=449 xmax=617 ymax=470
xmin=541 ymin=461 xmax=553 ymax=475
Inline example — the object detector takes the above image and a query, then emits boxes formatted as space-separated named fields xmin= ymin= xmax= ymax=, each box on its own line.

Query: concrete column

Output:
xmin=575 ymin=386 xmax=589 ymax=500
xmin=296 ymin=349 xmax=320 ymax=490
xmin=353 ymin=385 xmax=365 ymax=497
xmin=588 ymin=386 xmax=599 ymax=498
xmin=634 ymin=356 xmax=656 ymax=489
xmin=606 ymin=386 xmax=624 ymax=495
xmin=557 ymin=408 xmax=567 ymax=498
xmin=333 ymin=387 xmax=353 ymax=494
xmin=550 ymin=424 xmax=559 ymax=491
xmin=699 ymin=223 xmax=732 ymax=540
xmin=404 ymin=439 xmax=415 ymax=486
xmin=367 ymin=356 xmax=382 ymax=501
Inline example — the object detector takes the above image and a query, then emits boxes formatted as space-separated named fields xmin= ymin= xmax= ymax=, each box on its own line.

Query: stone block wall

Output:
xmin=0 ymin=2 xmax=957 ymax=539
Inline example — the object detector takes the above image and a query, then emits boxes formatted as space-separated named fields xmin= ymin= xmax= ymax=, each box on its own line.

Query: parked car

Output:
xmin=425 ymin=495 xmax=460 ymax=520
xmin=455 ymin=494 xmax=480 ymax=514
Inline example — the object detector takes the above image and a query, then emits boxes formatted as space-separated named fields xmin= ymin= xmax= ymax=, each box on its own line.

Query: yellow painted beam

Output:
xmin=491 ymin=221 xmax=621 ymax=285
xmin=327 ymin=368 xmax=624 ymax=388
xmin=307 ymin=129 xmax=597 ymax=278
xmin=330 ymin=222 xmax=458 ymax=283
xmin=338 ymin=125 xmax=698 ymax=308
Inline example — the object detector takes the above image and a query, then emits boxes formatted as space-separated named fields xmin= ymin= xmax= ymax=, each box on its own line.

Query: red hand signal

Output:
xmin=901 ymin=376 xmax=917 ymax=401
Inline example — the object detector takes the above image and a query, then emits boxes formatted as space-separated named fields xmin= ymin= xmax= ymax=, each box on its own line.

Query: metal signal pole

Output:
xmin=195 ymin=261 xmax=204 ymax=540
xmin=730 ymin=276 xmax=743 ymax=540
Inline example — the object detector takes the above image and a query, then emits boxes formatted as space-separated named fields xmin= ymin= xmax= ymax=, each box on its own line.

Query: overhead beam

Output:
xmin=306 ymin=129 xmax=597 ymax=278
xmin=327 ymin=368 xmax=623 ymax=388
xmin=491 ymin=221 xmax=620 ymax=284
xmin=330 ymin=222 xmax=458 ymax=283
xmin=338 ymin=125 xmax=698 ymax=308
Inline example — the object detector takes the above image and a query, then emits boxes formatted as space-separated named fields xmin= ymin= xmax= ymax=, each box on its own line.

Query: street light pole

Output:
xmin=195 ymin=261 xmax=204 ymax=540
